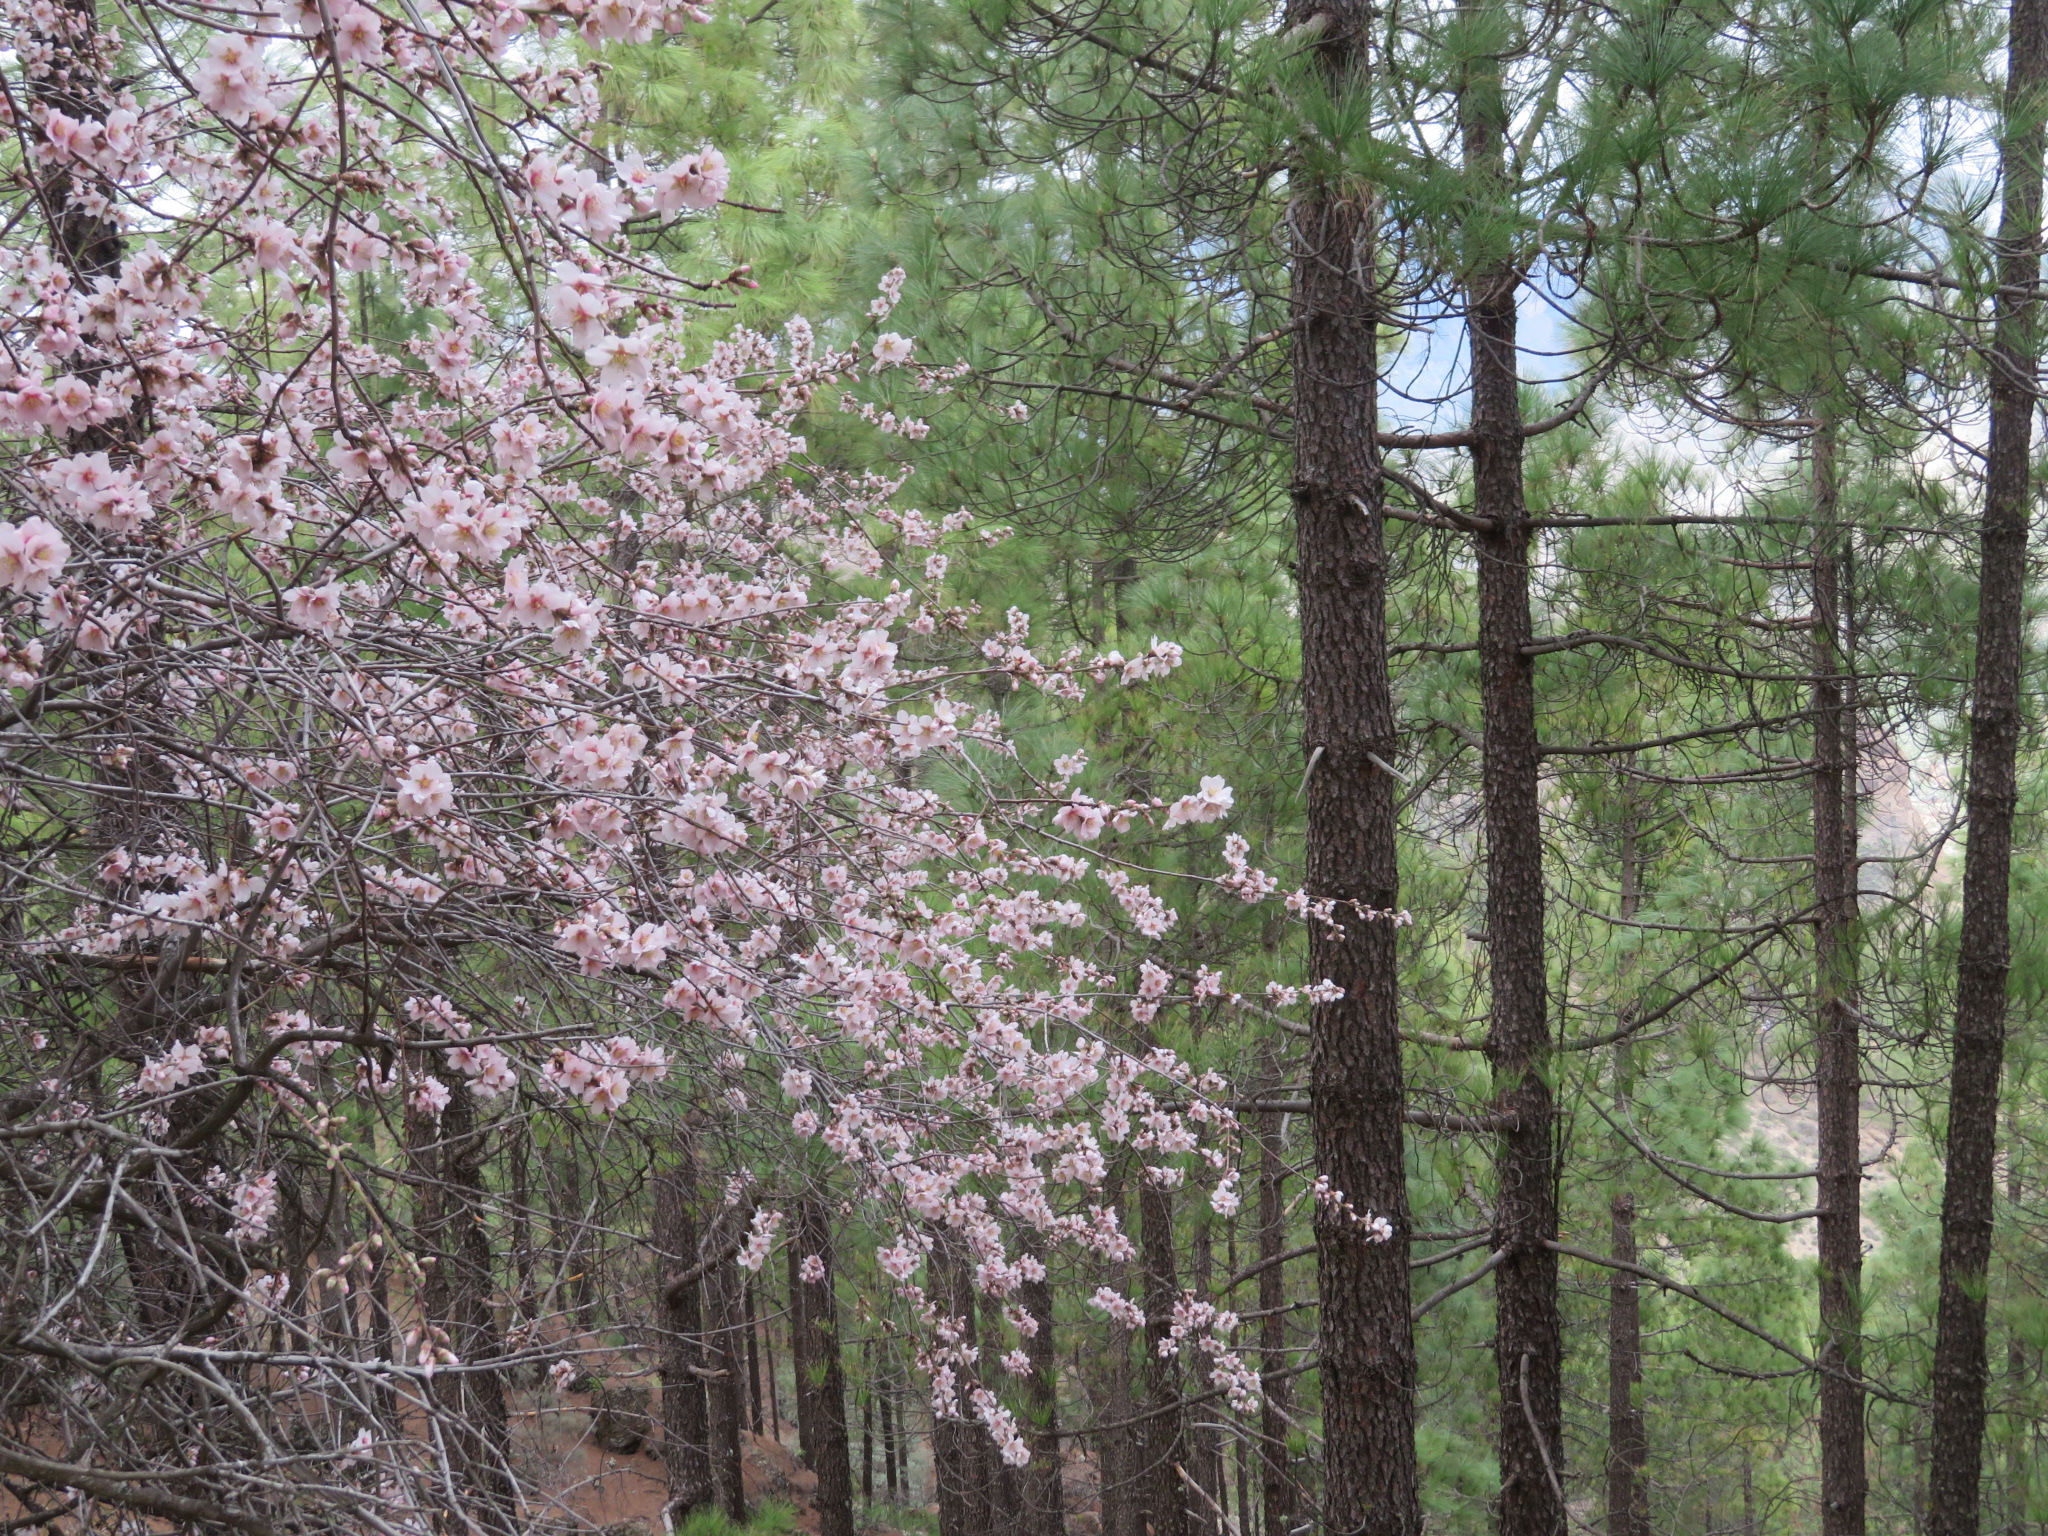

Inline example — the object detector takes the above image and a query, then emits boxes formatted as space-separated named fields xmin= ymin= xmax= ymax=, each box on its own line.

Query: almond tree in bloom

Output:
xmin=0 ymin=0 xmax=1347 ymax=1529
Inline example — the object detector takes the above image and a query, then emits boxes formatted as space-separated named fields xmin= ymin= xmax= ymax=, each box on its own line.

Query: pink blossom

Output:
xmin=1052 ymin=798 xmax=1107 ymax=841
xmin=331 ymin=5 xmax=384 ymax=63
xmin=254 ymin=802 xmax=299 ymax=842
xmin=653 ymin=148 xmax=729 ymax=213
xmin=582 ymin=1067 xmax=632 ymax=1115
xmin=876 ymin=1244 xmax=920 ymax=1282
xmin=392 ymin=758 xmax=455 ymax=820
xmin=409 ymin=1077 xmax=452 ymax=1118
xmin=616 ymin=922 xmax=673 ymax=972
xmin=138 ymin=1041 xmax=205 ymax=1095
xmin=284 ymin=583 xmax=350 ymax=635
xmin=738 ymin=1208 xmax=782 ymax=1271
xmin=243 ymin=218 xmax=302 ymax=273
xmin=0 ymin=517 xmax=69 ymax=593
xmin=43 ymin=453 xmax=150 ymax=533
xmin=1088 ymin=1286 xmax=1145 ymax=1330
xmin=230 ymin=1172 xmax=279 ymax=1242
xmin=195 ymin=34 xmax=272 ymax=125
xmin=1164 ymin=775 xmax=1234 ymax=826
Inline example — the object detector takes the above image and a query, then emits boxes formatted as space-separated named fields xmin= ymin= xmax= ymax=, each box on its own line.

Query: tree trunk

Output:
xmin=2002 ymin=1149 xmax=2026 ymax=1536
xmin=864 ymin=1344 xmax=877 ymax=1501
xmin=1189 ymin=1207 xmax=1223 ymax=1536
xmin=1462 ymin=14 xmax=1563 ymax=1528
xmin=1140 ymin=1178 xmax=1192 ymax=1536
xmin=1100 ymin=1171 xmax=1140 ymax=1536
xmin=1811 ymin=425 xmax=1866 ymax=1536
xmin=984 ymin=1292 xmax=1026 ymax=1536
xmin=767 ymin=1292 xmax=783 ymax=1440
xmin=883 ymin=1376 xmax=901 ymax=1497
xmin=31 ymin=0 xmax=124 ymax=289
xmin=1607 ymin=824 xmax=1648 ymax=1536
xmin=792 ymin=1199 xmax=857 ymax=1536
xmin=654 ymin=1137 xmax=712 ymax=1518
xmin=1286 ymin=0 xmax=1420 ymax=1531
xmin=1929 ymin=2 xmax=2047 ymax=1529
xmin=783 ymin=1255 xmax=812 ymax=1467
xmin=509 ymin=1115 xmax=538 ymax=1347
xmin=706 ymin=1247 xmax=751 ymax=1523
xmin=412 ymin=1073 xmax=515 ymax=1534
xmin=1605 ymin=1189 xmax=1646 ymax=1536
xmin=369 ymin=1232 xmax=401 ymax=1424
xmin=560 ymin=1153 xmax=598 ymax=1334
xmin=1258 ymin=1114 xmax=1297 ymax=1536
xmin=749 ymin=1279 xmax=767 ymax=1437
xmin=1021 ymin=1258 xmax=1069 ymax=1536
xmin=931 ymin=1230 xmax=993 ymax=1536
xmin=1234 ymin=1428 xmax=1251 ymax=1536
xmin=46 ymin=0 xmax=205 ymax=1366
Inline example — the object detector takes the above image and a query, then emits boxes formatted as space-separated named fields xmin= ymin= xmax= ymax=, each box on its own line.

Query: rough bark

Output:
xmin=412 ymin=1073 xmax=514 ymax=1534
xmin=749 ymin=1279 xmax=767 ymax=1437
xmin=863 ymin=1345 xmax=876 ymax=1501
xmin=1100 ymin=1171 xmax=1141 ymax=1536
xmin=1606 ymin=821 xmax=1648 ymax=1536
xmin=791 ymin=1199 xmax=857 ymax=1536
xmin=1021 ymin=1259 xmax=1069 ymax=1536
xmin=654 ymin=1137 xmax=712 ymax=1517
xmin=882 ymin=1376 xmax=901 ymax=1497
xmin=1461 ymin=13 xmax=1563 ymax=1530
xmin=1188 ymin=1206 xmax=1224 ymax=1536
xmin=784 ymin=1257 xmax=812 ymax=1467
xmin=1286 ymin=0 xmax=1420 ymax=1530
xmin=1810 ymin=428 xmax=1866 ymax=1536
xmin=705 ymin=1243 xmax=751 ymax=1523
xmin=931 ymin=1229 xmax=993 ymax=1536
xmin=508 ymin=1116 xmax=538 ymax=1349
xmin=1139 ymin=1179 xmax=1192 ymax=1536
xmin=30 ymin=0 xmax=124 ymax=291
xmin=984 ymin=1290 xmax=1026 ymax=1536
xmin=1605 ymin=1187 xmax=1646 ymax=1536
xmin=1258 ymin=1116 xmax=1298 ymax=1536
xmin=1929 ymin=1 xmax=2047 ymax=1527
xmin=39 ymin=0 xmax=205 ymax=1370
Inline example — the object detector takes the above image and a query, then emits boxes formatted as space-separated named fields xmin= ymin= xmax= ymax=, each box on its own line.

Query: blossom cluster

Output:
xmin=0 ymin=0 xmax=1348 ymax=1515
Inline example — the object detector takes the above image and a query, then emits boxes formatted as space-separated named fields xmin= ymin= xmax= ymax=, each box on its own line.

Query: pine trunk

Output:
xmin=1022 ymin=1261 xmax=1069 ymax=1536
xmin=412 ymin=1073 xmax=514 ymax=1533
xmin=1606 ymin=820 xmax=1648 ymax=1536
xmin=1189 ymin=1208 xmax=1223 ymax=1536
xmin=1811 ymin=428 xmax=1866 ymax=1536
xmin=792 ymin=1199 xmax=857 ymax=1536
xmin=1101 ymin=1173 xmax=1140 ymax=1536
xmin=750 ymin=1280 xmax=767 ymax=1438
xmin=1258 ymin=1115 xmax=1297 ymax=1536
xmin=1929 ymin=1 xmax=2047 ymax=1528
xmin=1605 ymin=1189 xmax=1646 ymax=1536
xmin=883 ymin=1378 xmax=901 ymax=1497
xmin=706 ymin=1247 xmax=751 ymax=1523
xmin=1140 ymin=1179 xmax=1192 ymax=1536
xmin=932 ymin=1230 xmax=993 ymax=1536
xmin=654 ymin=1139 xmax=712 ymax=1517
xmin=1286 ymin=0 xmax=1420 ymax=1529
xmin=1463 ymin=13 xmax=1563 ymax=1527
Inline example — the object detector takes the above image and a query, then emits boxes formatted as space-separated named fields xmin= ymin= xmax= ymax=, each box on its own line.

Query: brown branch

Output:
xmin=662 ymin=1230 xmax=748 ymax=1306
xmin=0 ymin=1447 xmax=277 ymax=1536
